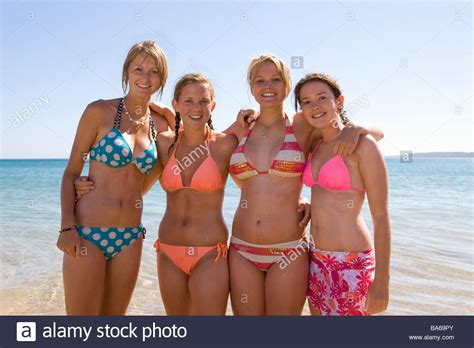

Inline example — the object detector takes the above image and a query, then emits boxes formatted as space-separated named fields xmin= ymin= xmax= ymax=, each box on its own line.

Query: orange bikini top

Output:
xmin=160 ymin=126 xmax=223 ymax=192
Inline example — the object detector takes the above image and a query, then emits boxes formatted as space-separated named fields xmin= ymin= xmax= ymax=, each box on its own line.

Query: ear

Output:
xmin=172 ymin=99 xmax=179 ymax=113
xmin=210 ymin=100 xmax=217 ymax=112
xmin=336 ymin=95 xmax=344 ymax=111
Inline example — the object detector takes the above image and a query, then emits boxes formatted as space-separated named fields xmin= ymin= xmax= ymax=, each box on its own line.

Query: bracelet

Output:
xmin=59 ymin=225 xmax=76 ymax=233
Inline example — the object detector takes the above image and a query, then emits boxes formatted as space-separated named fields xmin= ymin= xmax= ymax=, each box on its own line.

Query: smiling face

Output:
xmin=299 ymin=80 xmax=344 ymax=129
xmin=172 ymin=83 xmax=216 ymax=130
xmin=126 ymin=52 xmax=162 ymax=98
xmin=250 ymin=61 xmax=287 ymax=108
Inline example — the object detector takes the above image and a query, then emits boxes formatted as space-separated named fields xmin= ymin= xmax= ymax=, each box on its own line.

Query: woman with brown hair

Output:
xmin=153 ymin=73 xmax=237 ymax=314
xmin=295 ymin=72 xmax=391 ymax=316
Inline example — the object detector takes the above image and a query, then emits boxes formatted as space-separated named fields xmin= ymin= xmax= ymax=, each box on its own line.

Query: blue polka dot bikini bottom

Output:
xmin=76 ymin=224 xmax=146 ymax=260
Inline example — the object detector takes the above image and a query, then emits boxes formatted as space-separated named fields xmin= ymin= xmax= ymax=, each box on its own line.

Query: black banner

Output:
xmin=2 ymin=316 xmax=472 ymax=347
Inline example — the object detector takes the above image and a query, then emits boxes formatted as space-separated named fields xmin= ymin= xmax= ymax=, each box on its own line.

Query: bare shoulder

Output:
xmin=291 ymin=111 xmax=306 ymax=125
xmin=213 ymin=131 xmax=238 ymax=151
xmin=157 ymin=130 xmax=175 ymax=145
xmin=355 ymin=134 xmax=382 ymax=159
xmin=81 ymin=98 xmax=118 ymax=125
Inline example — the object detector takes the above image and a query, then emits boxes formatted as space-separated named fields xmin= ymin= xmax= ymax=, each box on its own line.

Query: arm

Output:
xmin=142 ymin=161 xmax=163 ymax=195
xmin=222 ymin=120 xmax=247 ymax=142
xmin=58 ymin=101 xmax=102 ymax=257
xmin=149 ymin=102 xmax=176 ymax=129
xmin=356 ymin=124 xmax=384 ymax=142
xmin=332 ymin=122 xmax=384 ymax=156
xmin=357 ymin=136 xmax=391 ymax=314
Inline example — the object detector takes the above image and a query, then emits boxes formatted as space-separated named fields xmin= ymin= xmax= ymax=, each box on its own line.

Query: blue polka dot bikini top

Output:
xmin=89 ymin=98 xmax=158 ymax=174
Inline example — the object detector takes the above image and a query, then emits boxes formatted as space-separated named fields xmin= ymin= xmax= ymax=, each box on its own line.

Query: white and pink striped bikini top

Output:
xmin=229 ymin=114 xmax=305 ymax=180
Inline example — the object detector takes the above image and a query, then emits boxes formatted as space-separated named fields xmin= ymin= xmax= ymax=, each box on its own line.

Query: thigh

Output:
xmin=62 ymin=238 xmax=106 ymax=315
xmin=188 ymin=250 xmax=229 ymax=315
xmin=229 ymin=248 xmax=266 ymax=315
xmin=265 ymin=250 xmax=309 ymax=315
xmin=308 ymin=299 xmax=322 ymax=316
xmin=100 ymin=235 xmax=143 ymax=315
xmin=157 ymin=251 xmax=190 ymax=315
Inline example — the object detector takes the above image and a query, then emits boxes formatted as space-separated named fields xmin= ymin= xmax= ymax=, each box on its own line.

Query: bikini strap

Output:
xmin=215 ymin=242 xmax=228 ymax=261
xmin=113 ymin=98 xmax=124 ymax=130
xmin=149 ymin=115 xmax=157 ymax=141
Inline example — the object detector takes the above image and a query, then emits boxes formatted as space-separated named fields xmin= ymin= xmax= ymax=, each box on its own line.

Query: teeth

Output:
xmin=137 ymin=84 xmax=151 ymax=88
xmin=262 ymin=93 xmax=276 ymax=97
xmin=312 ymin=112 xmax=326 ymax=118
xmin=189 ymin=115 xmax=202 ymax=119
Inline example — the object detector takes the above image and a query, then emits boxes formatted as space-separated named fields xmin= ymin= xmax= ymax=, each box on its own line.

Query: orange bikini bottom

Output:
xmin=154 ymin=240 xmax=228 ymax=275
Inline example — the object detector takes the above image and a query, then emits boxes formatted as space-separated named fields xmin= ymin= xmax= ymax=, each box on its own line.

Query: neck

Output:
xmin=320 ymin=121 xmax=344 ymax=143
xmin=182 ymin=125 xmax=208 ymax=146
xmin=258 ymin=105 xmax=285 ymax=126
xmin=124 ymin=94 xmax=151 ymax=119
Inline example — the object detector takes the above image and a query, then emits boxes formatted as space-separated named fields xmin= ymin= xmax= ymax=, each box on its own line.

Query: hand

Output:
xmin=236 ymin=109 xmax=258 ymax=128
xmin=365 ymin=278 xmax=389 ymax=314
xmin=74 ymin=176 xmax=94 ymax=200
xmin=297 ymin=196 xmax=311 ymax=228
xmin=56 ymin=228 xmax=82 ymax=258
xmin=333 ymin=122 xmax=361 ymax=156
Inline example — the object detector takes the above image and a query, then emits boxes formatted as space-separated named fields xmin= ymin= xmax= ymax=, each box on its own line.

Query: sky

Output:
xmin=1 ymin=0 xmax=472 ymax=158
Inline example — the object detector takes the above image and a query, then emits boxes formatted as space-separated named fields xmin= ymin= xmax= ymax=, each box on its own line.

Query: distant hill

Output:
xmin=386 ymin=152 xmax=473 ymax=158
xmin=413 ymin=152 xmax=473 ymax=158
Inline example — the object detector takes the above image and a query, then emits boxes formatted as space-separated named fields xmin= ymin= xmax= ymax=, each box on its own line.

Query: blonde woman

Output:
xmin=57 ymin=41 xmax=171 ymax=315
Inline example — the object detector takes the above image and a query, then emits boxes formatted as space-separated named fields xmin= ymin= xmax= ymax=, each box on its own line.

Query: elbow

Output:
xmin=372 ymin=214 xmax=391 ymax=232
xmin=375 ymin=129 xmax=384 ymax=141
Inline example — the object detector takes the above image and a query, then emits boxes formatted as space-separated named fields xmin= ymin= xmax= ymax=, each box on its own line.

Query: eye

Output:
xmin=200 ymin=99 xmax=210 ymax=106
xmin=135 ymin=67 xmax=142 ymax=71
xmin=184 ymin=100 xmax=193 ymax=104
xmin=302 ymin=100 xmax=310 ymax=105
xmin=272 ymin=78 xmax=281 ymax=82
xmin=319 ymin=96 xmax=326 ymax=101
xmin=152 ymin=70 xmax=158 ymax=74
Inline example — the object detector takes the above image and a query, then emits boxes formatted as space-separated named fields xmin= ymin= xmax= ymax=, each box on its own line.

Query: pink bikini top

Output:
xmin=302 ymin=139 xmax=365 ymax=194
xmin=160 ymin=126 xmax=223 ymax=192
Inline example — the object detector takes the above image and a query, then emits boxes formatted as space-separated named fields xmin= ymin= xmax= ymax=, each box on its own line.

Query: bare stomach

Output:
xmin=232 ymin=175 xmax=305 ymax=244
xmin=158 ymin=189 xmax=228 ymax=245
xmin=75 ymin=165 xmax=145 ymax=227
xmin=310 ymin=187 xmax=372 ymax=252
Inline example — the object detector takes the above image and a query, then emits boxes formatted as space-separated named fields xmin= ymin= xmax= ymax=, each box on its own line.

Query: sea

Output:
xmin=0 ymin=158 xmax=472 ymax=315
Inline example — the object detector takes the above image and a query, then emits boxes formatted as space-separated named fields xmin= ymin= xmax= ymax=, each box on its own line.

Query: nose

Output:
xmin=263 ymin=80 xmax=274 ymax=88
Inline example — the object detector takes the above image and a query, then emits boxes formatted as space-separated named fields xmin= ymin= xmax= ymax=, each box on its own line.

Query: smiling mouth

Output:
xmin=261 ymin=92 xmax=276 ymax=97
xmin=136 ymin=83 xmax=151 ymax=89
xmin=189 ymin=114 xmax=203 ymax=120
xmin=312 ymin=112 xmax=326 ymax=119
